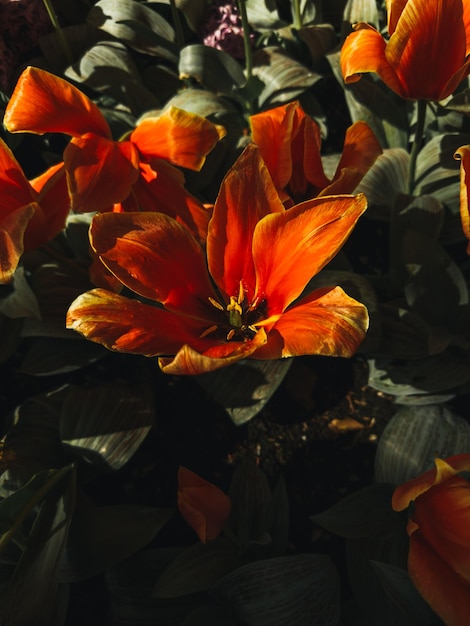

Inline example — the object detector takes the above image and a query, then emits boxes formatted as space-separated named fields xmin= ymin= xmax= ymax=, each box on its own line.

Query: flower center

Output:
xmin=202 ymin=281 xmax=267 ymax=342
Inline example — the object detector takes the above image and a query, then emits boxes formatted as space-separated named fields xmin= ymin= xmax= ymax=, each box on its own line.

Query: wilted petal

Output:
xmin=392 ymin=454 xmax=470 ymax=511
xmin=4 ymin=66 xmax=111 ymax=138
xmin=407 ymin=530 xmax=470 ymax=626
xmin=130 ymin=107 xmax=226 ymax=171
xmin=253 ymin=286 xmax=369 ymax=359
xmin=64 ymin=134 xmax=140 ymax=213
xmin=90 ymin=212 xmax=219 ymax=319
xmin=159 ymin=328 xmax=268 ymax=375
xmin=253 ymin=194 xmax=368 ymax=314
xmin=0 ymin=203 xmax=36 ymax=283
xmin=341 ymin=25 xmax=403 ymax=96
xmin=208 ymin=144 xmax=284 ymax=302
xmin=178 ymin=467 xmax=231 ymax=543
xmin=66 ymin=288 xmax=213 ymax=356
xmin=455 ymin=144 xmax=470 ymax=252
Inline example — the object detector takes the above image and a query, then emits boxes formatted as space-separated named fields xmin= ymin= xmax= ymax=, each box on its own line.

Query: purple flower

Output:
xmin=199 ymin=0 xmax=254 ymax=61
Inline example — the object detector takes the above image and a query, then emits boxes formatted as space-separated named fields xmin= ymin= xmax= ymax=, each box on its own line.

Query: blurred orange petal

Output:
xmin=4 ymin=66 xmax=111 ymax=138
xmin=177 ymin=467 xmax=231 ymax=543
xmin=253 ymin=286 xmax=369 ymax=359
xmin=131 ymin=107 xmax=226 ymax=171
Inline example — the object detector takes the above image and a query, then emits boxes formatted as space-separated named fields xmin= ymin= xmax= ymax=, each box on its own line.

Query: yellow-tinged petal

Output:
xmin=407 ymin=531 xmax=470 ymax=626
xmin=341 ymin=25 xmax=404 ymax=96
xmin=130 ymin=107 xmax=226 ymax=171
xmin=4 ymin=66 xmax=111 ymax=138
xmin=253 ymin=194 xmax=368 ymax=314
xmin=0 ymin=203 xmax=36 ymax=284
xmin=159 ymin=328 xmax=268 ymax=376
xmin=64 ymin=135 xmax=140 ymax=213
xmin=455 ymin=144 xmax=470 ymax=252
xmin=392 ymin=454 xmax=470 ymax=511
xmin=177 ymin=467 xmax=231 ymax=543
xmin=90 ymin=212 xmax=219 ymax=320
xmin=386 ymin=0 xmax=408 ymax=35
xmin=66 ymin=288 xmax=217 ymax=356
xmin=208 ymin=144 xmax=285 ymax=302
xmin=252 ymin=286 xmax=369 ymax=359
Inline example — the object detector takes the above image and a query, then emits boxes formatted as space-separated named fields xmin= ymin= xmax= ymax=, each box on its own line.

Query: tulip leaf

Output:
xmin=311 ymin=483 xmax=406 ymax=539
xmin=153 ymin=538 xmax=239 ymax=598
xmin=212 ymin=554 xmax=341 ymax=626
xmin=0 ymin=466 xmax=76 ymax=626
xmin=20 ymin=337 xmax=107 ymax=376
xmin=60 ymin=380 xmax=154 ymax=471
xmin=179 ymin=44 xmax=246 ymax=94
xmin=342 ymin=0 xmax=380 ymax=29
xmin=245 ymin=0 xmax=285 ymax=30
xmin=39 ymin=23 xmax=106 ymax=72
xmin=60 ymin=504 xmax=173 ymax=582
xmin=182 ymin=604 xmax=237 ymax=626
xmin=370 ymin=561 xmax=440 ymax=625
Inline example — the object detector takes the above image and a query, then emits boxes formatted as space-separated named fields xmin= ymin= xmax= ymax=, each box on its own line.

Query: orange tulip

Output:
xmin=341 ymin=0 xmax=470 ymax=101
xmin=177 ymin=467 xmax=231 ymax=543
xmin=392 ymin=454 xmax=470 ymax=626
xmin=66 ymin=144 xmax=369 ymax=375
xmin=250 ymin=101 xmax=382 ymax=205
xmin=0 ymin=138 xmax=69 ymax=283
xmin=3 ymin=66 xmax=225 ymax=227
xmin=455 ymin=144 xmax=470 ymax=254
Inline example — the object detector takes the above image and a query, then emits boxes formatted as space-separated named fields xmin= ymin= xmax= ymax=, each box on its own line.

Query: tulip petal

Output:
xmin=341 ymin=25 xmax=404 ymax=96
xmin=127 ymin=160 xmax=211 ymax=242
xmin=64 ymin=135 xmax=140 ymax=213
xmin=407 ymin=530 xmax=470 ymax=626
xmin=253 ymin=194 xmax=368 ymax=313
xmin=30 ymin=163 xmax=70 ymax=245
xmin=90 ymin=212 xmax=219 ymax=320
xmin=66 ymin=288 xmax=214 ymax=356
xmin=4 ymin=66 xmax=111 ymax=138
xmin=455 ymin=144 xmax=470 ymax=252
xmin=178 ymin=467 xmax=231 ymax=543
xmin=0 ymin=138 xmax=36 ymax=212
xmin=392 ymin=454 xmax=470 ymax=511
xmin=253 ymin=286 xmax=369 ymax=359
xmin=207 ymin=144 xmax=285 ymax=302
xmin=130 ymin=107 xmax=226 ymax=171
xmin=159 ymin=328 xmax=268 ymax=375
xmin=0 ymin=203 xmax=36 ymax=283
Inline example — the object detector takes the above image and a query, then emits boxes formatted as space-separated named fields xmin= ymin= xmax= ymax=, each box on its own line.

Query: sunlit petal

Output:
xmin=392 ymin=454 xmax=470 ymax=510
xmin=159 ymin=328 xmax=268 ymax=375
xmin=253 ymin=194 xmax=368 ymax=313
xmin=291 ymin=105 xmax=329 ymax=197
xmin=0 ymin=138 xmax=36 ymax=212
xmin=90 ymin=212 xmax=219 ymax=319
xmin=253 ymin=286 xmax=368 ymax=359
xmin=455 ymin=144 xmax=470 ymax=252
xmin=207 ymin=144 xmax=284 ymax=301
xmin=407 ymin=531 xmax=470 ymax=626
xmin=64 ymin=135 xmax=140 ymax=213
xmin=341 ymin=25 xmax=404 ymax=96
xmin=130 ymin=107 xmax=226 ymax=171
xmin=4 ymin=66 xmax=111 ymax=138
xmin=0 ymin=203 xmax=36 ymax=283
xmin=66 ymin=288 xmax=214 ymax=356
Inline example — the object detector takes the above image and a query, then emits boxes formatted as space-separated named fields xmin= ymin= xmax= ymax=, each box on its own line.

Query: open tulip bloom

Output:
xmin=341 ymin=0 xmax=470 ymax=101
xmin=66 ymin=145 xmax=369 ymax=375
xmin=393 ymin=454 xmax=470 ymax=626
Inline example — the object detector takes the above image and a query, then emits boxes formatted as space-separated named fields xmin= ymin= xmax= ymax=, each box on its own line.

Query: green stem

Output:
xmin=42 ymin=0 xmax=74 ymax=67
xmin=292 ymin=0 xmax=302 ymax=29
xmin=169 ymin=0 xmax=185 ymax=50
xmin=237 ymin=0 xmax=252 ymax=81
xmin=407 ymin=99 xmax=427 ymax=194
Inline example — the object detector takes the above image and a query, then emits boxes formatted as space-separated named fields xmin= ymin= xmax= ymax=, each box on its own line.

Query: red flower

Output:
xmin=250 ymin=101 xmax=382 ymax=205
xmin=392 ymin=454 xmax=470 ymax=626
xmin=66 ymin=145 xmax=369 ymax=375
xmin=455 ymin=144 xmax=470 ymax=254
xmin=178 ymin=467 xmax=231 ymax=543
xmin=0 ymin=138 xmax=69 ymax=283
xmin=3 ymin=66 xmax=225 ymax=233
xmin=341 ymin=0 xmax=470 ymax=101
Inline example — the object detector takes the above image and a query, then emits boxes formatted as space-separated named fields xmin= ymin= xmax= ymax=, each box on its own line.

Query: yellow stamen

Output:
xmin=227 ymin=295 xmax=243 ymax=315
xmin=238 ymin=280 xmax=245 ymax=305
xmin=226 ymin=329 xmax=236 ymax=340
xmin=200 ymin=324 xmax=218 ymax=338
xmin=208 ymin=296 xmax=224 ymax=311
